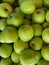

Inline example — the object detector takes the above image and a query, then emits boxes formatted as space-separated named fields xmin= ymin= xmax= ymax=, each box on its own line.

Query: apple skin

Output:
xmin=46 ymin=10 xmax=49 ymax=22
xmin=0 ymin=3 xmax=13 ymax=18
xmin=41 ymin=44 xmax=49 ymax=61
xmin=32 ymin=9 xmax=45 ymax=24
xmin=30 ymin=37 xmax=43 ymax=50
xmin=37 ymin=59 xmax=49 ymax=65
xmin=20 ymin=0 xmax=36 ymax=14
xmin=14 ymin=39 xmax=28 ymax=54
xmin=20 ymin=49 xmax=36 ymax=65
xmin=32 ymin=24 xmax=42 ymax=36
xmin=3 ymin=0 xmax=15 ymax=4
xmin=11 ymin=51 xmax=20 ymax=63
xmin=42 ymin=28 xmax=49 ymax=43
xmin=0 ymin=19 xmax=7 ymax=31
xmin=0 ymin=58 xmax=12 ymax=65
xmin=7 ymin=13 xmax=23 ymax=27
xmin=18 ymin=25 xmax=34 ymax=42
xmin=0 ymin=26 xmax=18 ymax=43
xmin=0 ymin=44 xmax=12 ymax=58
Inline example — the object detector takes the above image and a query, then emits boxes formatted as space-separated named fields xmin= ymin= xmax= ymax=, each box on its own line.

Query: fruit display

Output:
xmin=0 ymin=0 xmax=49 ymax=65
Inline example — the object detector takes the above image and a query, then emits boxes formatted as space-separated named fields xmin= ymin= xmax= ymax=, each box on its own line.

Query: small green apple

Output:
xmin=41 ymin=44 xmax=49 ymax=61
xmin=42 ymin=27 xmax=49 ymax=43
xmin=14 ymin=39 xmax=28 ymax=54
xmin=0 ymin=26 xmax=18 ymax=43
xmin=11 ymin=51 xmax=20 ymax=63
xmin=7 ymin=13 xmax=23 ymax=27
xmin=0 ymin=44 xmax=12 ymax=58
xmin=0 ymin=58 xmax=12 ymax=65
xmin=30 ymin=37 xmax=43 ymax=50
xmin=20 ymin=0 xmax=36 ymax=14
xmin=0 ymin=19 xmax=7 ymax=31
xmin=32 ymin=24 xmax=42 ymax=36
xmin=20 ymin=49 xmax=36 ymax=65
xmin=43 ymin=0 xmax=49 ymax=8
xmin=18 ymin=25 xmax=34 ymax=42
xmin=0 ymin=3 xmax=13 ymax=18
xmin=32 ymin=9 xmax=45 ymax=24
xmin=46 ymin=10 xmax=49 ymax=22
xmin=37 ymin=59 xmax=49 ymax=65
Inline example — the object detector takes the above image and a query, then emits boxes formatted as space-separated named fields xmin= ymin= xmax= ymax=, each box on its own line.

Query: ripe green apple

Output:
xmin=0 ymin=26 xmax=18 ymax=43
xmin=0 ymin=19 xmax=7 ymax=31
xmin=18 ymin=25 xmax=34 ymax=42
xmin=20 ymin=0 xmax=36 ymax=14
xmin=14 ymin=39 xmax=28 ymax=54
xmin=0 ymin=44 xmax=12 ymax=58
xmin=3 ymin=0 xmax=15 ymax=4
xmin=32 ymin=24 xmax=42 ymax=36
xmin=11 ymin=51 xmax=20 ymax=63
xmin=7 ymin=13 xmax=23 ymax=27
xmin=46 ymin=10 xmax=49 ymax=22
xmin=43 ymin=0 xmax=49 ymax=8
xmin=41 ymin=44 xmax=49 ymax=61
xmin=30 ymin=37 xmax=43 ymax=50
xmin=37 ymin=59 xmax=49 ymax=65
xmin=32 ymin=9 xmax=45 ymax=24
xmin=20 ymin=49 xmax=36 ymax=65
xmin=42 ymin=27 xmax=49 ymax=43
xmin=0 ymin=3 xmax=13 ymax=18
xmin=0 ymin=58 xmax=12 ymax=65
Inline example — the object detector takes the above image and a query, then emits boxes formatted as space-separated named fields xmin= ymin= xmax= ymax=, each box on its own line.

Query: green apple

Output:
xmin=20 ymin=49 xmax=36 ymax=65
xmin=3 ymin=0 xmax=15 ymax=4
xmin=0 ymin=19 xmax=7 ymax=31
xmin=46 ymin=10 xmax=49 ymax=22
xmin=18 ymin=25 xmax=34 ymax=42
xmin=43 ymin=0 xmax=49 ymax=8
xmin=30 ymin=37 xmax=43 ymax=50
xmin=20 ymin=0 xmax=36 ymax=14
xmin=14 ymin=39 xmax=28 ymax=54
xmin=11 ymin=51 xmax=20 ymax=63
xmin=0 ymin=58 xmax=12 ymax=65
xmin=0 ymin=3 xmax=13 ymax=18
xmin=0 ymin=26 xmax=18 ymax=43
xmin=37 ymin=59 xmax=49 ymax=65
xmin=32 ymin=24 xmax=42 ymax=36
xmin=42 ymin=27 xmax=49 ymax=43
xmin=32 ymin=9 xmax=45 ymax=24
xmin=41 ymin=44 xmax=49 ymax=61
xmin=0 ymin=44 xmax=12 ymax=58
xmin=7 ymin=13 xmax=23 ymax=27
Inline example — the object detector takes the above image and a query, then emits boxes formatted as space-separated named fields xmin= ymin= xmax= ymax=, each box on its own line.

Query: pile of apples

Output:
xmin=0 ymin=0 xmax=49 ymax=65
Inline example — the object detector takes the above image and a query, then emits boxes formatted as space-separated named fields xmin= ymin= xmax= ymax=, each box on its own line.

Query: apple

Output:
xmin=14 ymin=39 xmax=28 ymax=54
xmin=46 ymin=10 xmax=49 ymax=22
xmin=18 ymin=25 xmax=34 ymax=42
xmin=7 ymin=13 xmax=24 ymax=27
xmin=41 ymin=44 xmax=49 ymax=61
xmin=0 ymin=58 xmax=12 ymax=65
xmin=37 ymin=59 xmax=49 ymax=65
xmin=43 ymin=0 xmax=49 ymax=8
xmin=20 ymin=0 xmax=36 ymax=14
xmin=11 ymin=51 xmax=20 ymax=63
xmin=32 ymin=24 xmax=42 ymax=36
xmin=20 ymin=49 xmax=36 ymax=65
xmin=3 ymin=0 xmax=15 ymax=4
xmin=0 ymin=26 xmax=18 ymax=43
xmin=32 ymin=9 xmax=45 ymax=24
xmin=42 ymin=27 xmax=49 ymax=43
xmin=0 ymin=19 xmax=7 ymax=31
xmin=30 ymin=37 xmax=43 ymax=50
xmin=0 ymin=44 xmax=12 ymax=58
xmin=0 ymin=3 xmax=13 ymax=18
